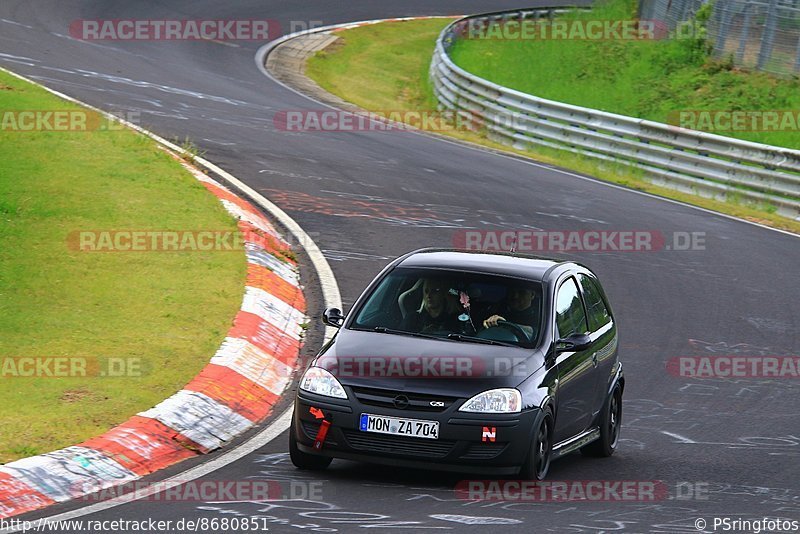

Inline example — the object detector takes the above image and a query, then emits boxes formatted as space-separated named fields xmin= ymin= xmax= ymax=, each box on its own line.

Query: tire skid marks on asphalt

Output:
xmin=0 ymin=168 xmax=306 ymax=518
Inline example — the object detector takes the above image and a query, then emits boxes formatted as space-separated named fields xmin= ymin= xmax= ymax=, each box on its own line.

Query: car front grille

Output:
xmin=350 ymin=386 xmax=457 ymax=412
xmin=342 ymin=429 xmax=456 ymax=457
xmin=301 ymin=420 xmax=320 ymax=438
xmin=459 ymin=442 xmax=508 ymax=460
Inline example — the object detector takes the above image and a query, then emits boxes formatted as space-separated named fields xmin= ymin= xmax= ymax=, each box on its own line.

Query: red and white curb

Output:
xmin=0 ymin=166 xmax=307 ymax=519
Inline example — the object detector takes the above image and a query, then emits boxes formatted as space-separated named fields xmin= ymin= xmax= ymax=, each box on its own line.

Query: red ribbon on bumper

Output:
xmin=313 ymin=420 xmax=331 ymax=450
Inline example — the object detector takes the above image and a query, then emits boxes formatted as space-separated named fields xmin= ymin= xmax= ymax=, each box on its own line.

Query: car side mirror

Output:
xmin=322 ymin=307 xmax=345 ymax=328
xmin=556 ymin=333 xmax=592 ymax=353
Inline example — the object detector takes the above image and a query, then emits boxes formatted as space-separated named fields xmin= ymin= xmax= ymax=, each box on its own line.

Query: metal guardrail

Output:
xmin=430 ymin=8 xmax=800 ymax=220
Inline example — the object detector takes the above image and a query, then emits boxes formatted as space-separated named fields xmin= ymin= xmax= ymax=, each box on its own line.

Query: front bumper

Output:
xmin=293 ymin=390 xmax=541 ymax=475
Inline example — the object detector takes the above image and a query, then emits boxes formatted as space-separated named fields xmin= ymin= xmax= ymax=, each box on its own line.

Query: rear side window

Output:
xmin=555 ymin=277 xmax=588 ymax=338
xmin=579 ymin=274 xmax=612 ymax=332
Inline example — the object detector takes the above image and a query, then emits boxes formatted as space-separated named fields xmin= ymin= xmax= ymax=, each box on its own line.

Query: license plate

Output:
xmin=359 ymin=413 xmax=439 ymax=440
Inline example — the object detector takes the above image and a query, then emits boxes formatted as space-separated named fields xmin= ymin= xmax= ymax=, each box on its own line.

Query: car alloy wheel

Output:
xmin=521 ymin=410 xmax=553 ymax=480
xmin=581 ymin=383 xmax=622 ymax=458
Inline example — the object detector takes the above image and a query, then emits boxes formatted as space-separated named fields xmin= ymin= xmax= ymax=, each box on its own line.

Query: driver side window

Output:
xmin=555 ymin=277 xmax=588 ymax=339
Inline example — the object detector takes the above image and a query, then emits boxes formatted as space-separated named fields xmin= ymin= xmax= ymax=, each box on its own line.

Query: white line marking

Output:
xmin=661 ymin=431 xmax=697 ymax=443
xmin=0 ymin=52 xmax=38 ymax=62
xmin=0 ymin=19 xmax=34 ymax=29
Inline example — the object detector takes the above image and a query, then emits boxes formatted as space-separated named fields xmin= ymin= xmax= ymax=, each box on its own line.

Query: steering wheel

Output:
xmin=496 ymin=320 xmax=531 ymax=342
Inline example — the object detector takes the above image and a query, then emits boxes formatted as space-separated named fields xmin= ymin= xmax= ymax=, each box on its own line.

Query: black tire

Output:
xmin=289 ymin=423 xmax=333 ymax=470
xmin=520 ymin=409 xmax=553 ymax=480
xmin=581 ymin=383 xmax=622 ymax=458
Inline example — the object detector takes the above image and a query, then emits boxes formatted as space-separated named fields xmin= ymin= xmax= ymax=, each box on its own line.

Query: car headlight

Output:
xmin=299 ymin=366 xmax=347 ymax=399
xmin=459 ymin=388 xmax=522 ymax=413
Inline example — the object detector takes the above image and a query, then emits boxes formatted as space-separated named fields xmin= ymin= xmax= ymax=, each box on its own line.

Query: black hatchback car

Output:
xmin=290 ymin=249 xmax=623 ymax=479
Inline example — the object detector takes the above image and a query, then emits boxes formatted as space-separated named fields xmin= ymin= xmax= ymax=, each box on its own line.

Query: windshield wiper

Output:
xmin=372 ymin=326 xmax=442 ymax=340
xmin=446 ymin=333 xmax=516 ymax=347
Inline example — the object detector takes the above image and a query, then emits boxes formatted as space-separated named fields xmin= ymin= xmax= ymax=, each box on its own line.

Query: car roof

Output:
xmin=395 ymin=249 xmax=570 ymax=282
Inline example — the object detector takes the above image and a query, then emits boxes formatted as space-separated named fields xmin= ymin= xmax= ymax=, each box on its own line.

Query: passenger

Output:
xmin=402 ymin=278 xmax=460 ymax=334
xmin=482 ymin=283 xmax=539 ymax=339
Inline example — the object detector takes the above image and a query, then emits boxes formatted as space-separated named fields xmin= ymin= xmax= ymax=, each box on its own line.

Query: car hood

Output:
xmin=313 ymin=329 xmax=545 ymax=397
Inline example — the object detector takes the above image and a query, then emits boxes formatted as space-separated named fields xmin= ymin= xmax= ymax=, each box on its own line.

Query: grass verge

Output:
xmin=305 ymin=18 xmax=800 ymax=234
xmin=0 ymin=70 xmax=246 ymax=463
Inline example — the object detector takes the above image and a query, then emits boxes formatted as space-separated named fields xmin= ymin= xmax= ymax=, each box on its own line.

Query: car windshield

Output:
xmin=350 ymin=267 xmax=543 ymax=348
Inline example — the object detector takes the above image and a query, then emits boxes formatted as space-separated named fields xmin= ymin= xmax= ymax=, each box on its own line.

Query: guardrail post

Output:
xmin=714 ymin=3 xmax=736 ymax=58
xmin=796 ymin=31 xmax=800 ymax=72
xmin=736 ymin=2 xmax=753 ymax=64
xmin=757 ymin=0 xmax=779 ymax=70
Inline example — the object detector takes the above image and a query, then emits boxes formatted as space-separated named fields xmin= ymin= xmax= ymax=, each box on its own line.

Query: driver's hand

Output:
xmin=483 ymin=315 xmax=506 ymax=329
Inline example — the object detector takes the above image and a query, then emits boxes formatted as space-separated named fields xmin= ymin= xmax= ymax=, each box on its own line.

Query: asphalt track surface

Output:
xmin=1 ymin=1 xmax=799 ymax=532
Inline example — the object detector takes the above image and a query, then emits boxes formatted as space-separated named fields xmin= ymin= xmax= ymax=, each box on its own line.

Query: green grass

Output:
xmin=0 ymin=71 xmax=246 ymax=463
xmin=450 ymin=0 xmax=800 ymax=149
xmin=307 ymin=19 xmax=445 ymax=111
xmin=305 ymin=16 xmax=800 ymax=234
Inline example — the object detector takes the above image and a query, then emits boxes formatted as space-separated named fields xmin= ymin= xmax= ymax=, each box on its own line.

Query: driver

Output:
xmin=402 ymin=278 xmax=460 ymax=334
xmin=482 ymin=283 xmax=538 ymax=338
